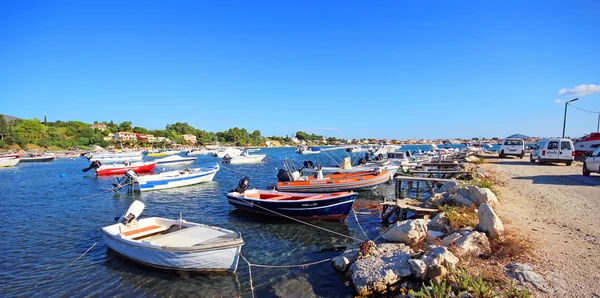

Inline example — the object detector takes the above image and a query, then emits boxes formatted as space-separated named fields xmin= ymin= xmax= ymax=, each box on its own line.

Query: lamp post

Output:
xmin=562 ymin=98 xmax=579 ymax=138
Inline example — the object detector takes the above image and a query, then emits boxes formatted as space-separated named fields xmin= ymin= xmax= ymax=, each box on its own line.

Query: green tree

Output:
xmin=14 ymin=119 xmax=47 ymax=145
xmin=119 ymin=121 xmax=133 ymax=132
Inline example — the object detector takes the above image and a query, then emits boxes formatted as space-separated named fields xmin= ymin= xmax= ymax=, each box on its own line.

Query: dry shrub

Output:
xmin=489 ymin=229 xmax=535 ymax=263
xmin=438 ymin=205 xmax=479 ymax=230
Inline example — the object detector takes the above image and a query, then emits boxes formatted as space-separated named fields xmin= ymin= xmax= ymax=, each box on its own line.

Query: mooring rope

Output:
xmin=352 ymin=209 xmax=370 ymax=241
xmin=239 ymin=252 xmax=332 ymax=298
xmin=234 ymin=195 xmax=367 ymax=243
xmin=62 ymin=242 xmax=98 ymax=270
xmin=219 ymin=164 xmax=249 ymax=176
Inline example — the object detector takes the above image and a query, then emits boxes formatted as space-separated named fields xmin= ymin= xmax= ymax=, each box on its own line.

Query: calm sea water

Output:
xmin=0 ymin=145 xmax=469 ymax=297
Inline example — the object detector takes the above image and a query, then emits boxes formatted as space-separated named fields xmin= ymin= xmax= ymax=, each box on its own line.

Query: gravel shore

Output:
xmin=483 ymin=155 xmax=600 ymax=297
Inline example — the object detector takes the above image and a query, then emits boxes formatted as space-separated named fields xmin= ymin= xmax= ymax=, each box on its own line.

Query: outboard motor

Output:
xmin=358 ymin=157 xmax=367 ymax=165
xmin=112 ymin=170 xmax=140 ymax=193
xmin=406 ymin=150 xmax=411 ymax=157
xmin=277 ymin=168 xmax=293 ymax=182
xmin=303 ymin=160 xmax=314 ymax=169
xmin=115 ymin=200 xmax=145 ymax=224
xmin=82 ymin=160 xmax=102 ymax=172
xmin=231 ymin=176 xmax=250 ymax=194
xmin=222 ymin=154 xmax=232 ymax=163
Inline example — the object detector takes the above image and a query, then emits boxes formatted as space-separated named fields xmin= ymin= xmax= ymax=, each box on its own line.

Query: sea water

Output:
xmin=0 ymin=145 xmax=469 ymax=297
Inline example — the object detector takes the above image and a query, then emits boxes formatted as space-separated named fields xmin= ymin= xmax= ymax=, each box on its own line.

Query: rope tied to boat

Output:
xmin=239 ymin=252 xmax=332 ymax=298
xmin=352 ymin=209 xmax=370 ymax=241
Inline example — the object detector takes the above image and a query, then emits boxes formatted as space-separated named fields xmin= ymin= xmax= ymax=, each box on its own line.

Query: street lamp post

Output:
xmin=562 ymin=98 xmax=579 ymax=138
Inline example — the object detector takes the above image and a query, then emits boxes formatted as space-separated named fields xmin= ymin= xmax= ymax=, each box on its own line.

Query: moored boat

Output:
xmin=147 ymin=152 xmax=167 ymax=157
xmin=0 ymin=157 xmax=20 ymax=167
xmin=275 ymin=160 xmax=388 ymax=193
xmin=295 ymin=146 xmax=321 ymax=154
xmin=113 ymin=165 xmax=220 ymax=192
xmin=153 ymin=155 xmax=197 ymax=166
xmin=18 ymin=151 xmax=56 ymax=163
xmin=226 ymin=178 xmax=358 ymax=221
xmin=222 ymin=149 xmax=265 ymax=164
xmin=574 ymin=132 xmax=600 ymax=157
xmin=164 ymin=150 xmax=181 ymax=156
xmin=102 ymin=200 xmax=244 ymax=272
xmin=86 ymin=151 xmax=144 ymax=163
xmin=83 ymin=161 xmax=156 ymax=176
xmin=186 ymin=149 xmax=209 ymax=156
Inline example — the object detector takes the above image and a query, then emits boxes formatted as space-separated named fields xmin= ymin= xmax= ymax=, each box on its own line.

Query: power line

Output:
xmin=569 ymin=104 xmax=600 ymax=114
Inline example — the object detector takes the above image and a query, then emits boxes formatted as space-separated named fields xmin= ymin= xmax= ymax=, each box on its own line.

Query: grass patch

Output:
xmin=471 ymin=157 xmax=486 ymax=165
xmin=409 ymin=266 xmax=531 ymax=298
xmin=438 ymin=205 xmax=479 ymax=230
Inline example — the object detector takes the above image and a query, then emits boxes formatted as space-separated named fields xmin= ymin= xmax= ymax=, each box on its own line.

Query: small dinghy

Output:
xmin=275 ymin=159 xmax=389 ymax=193
xmin=226 ymin=177 xmax=358 ymax=221
xmin=102 ymin=200 xmax=244 ymax=272
xmin=83 ymin=161 xmax=156 ymax=176
xmin=113 ymin=165 xmax=220 ymax=192
xmin=153 ymin=155 xmax=197 ymax=166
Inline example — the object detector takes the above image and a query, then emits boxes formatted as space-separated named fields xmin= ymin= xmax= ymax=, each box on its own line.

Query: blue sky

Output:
xmin=1 ymin=1 xmax=599 ymax=140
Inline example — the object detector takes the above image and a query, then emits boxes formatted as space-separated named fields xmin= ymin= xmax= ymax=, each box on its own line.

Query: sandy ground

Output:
xmin=482 ymin=155 xmax=600 ymax=297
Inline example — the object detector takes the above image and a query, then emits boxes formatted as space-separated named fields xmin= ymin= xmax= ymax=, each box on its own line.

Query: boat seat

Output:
xmin=121 ymin=225 xmax=167 ymax=238
xmin=268 ymin=195 xmax=293 ymax=201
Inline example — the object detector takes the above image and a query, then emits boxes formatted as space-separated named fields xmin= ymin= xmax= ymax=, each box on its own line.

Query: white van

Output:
xmin=499 ymin=138 xmax=525 ymax=158
xmin=530 ymin=138 xmax=575 ymax=165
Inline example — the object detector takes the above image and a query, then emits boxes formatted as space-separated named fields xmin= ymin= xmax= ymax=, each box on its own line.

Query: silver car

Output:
xmin=583 ymin=147 xmax=600 ymax=176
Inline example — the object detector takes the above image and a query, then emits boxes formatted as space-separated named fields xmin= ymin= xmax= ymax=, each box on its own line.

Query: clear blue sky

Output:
xmin=1 ymin=1 xmax=599 ymax=140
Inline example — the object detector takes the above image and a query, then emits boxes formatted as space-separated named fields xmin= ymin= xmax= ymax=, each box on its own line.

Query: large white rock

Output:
xmin=459 ymin=186 xmax=499 ymax=207
xmin=409 ymin=259 xmax=428 ymax=279
xmin=438 ymin=180 xmax=459 ymax=194
xmin=442 ymin=232 xmax=462 ymax=246
xmin=332 ymin=248 xmax=359 ymax=272
xmin=421 ymin=246 xmax=459 ymax=280
xmin=427 ymin=212 xmax=450 ymax=233
xmin=465 ymin=156 xmax=480 ymax=163
xmin=349 ymin=250 xmax=412 ymax=296
xmin=477 ymin=203 xmax=504 ymax=239
xmin=426 ymin=230 xmax=445 ymax=243
xmin=448 ymin=193 xmax=476 ymax=207
xmin=382 ymin=219 xmax=429 ymax=246
xmin=453 ymin=231 xmax=491 ymax=257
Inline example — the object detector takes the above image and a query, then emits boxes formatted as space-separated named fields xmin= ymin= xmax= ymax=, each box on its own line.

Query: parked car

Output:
xmin=530 ymin=138 xmax=575 ymax=165
xmin=582 ymin=147 xmax=600 ymax=176
xmin=499 ymin=138 xmax=525 ymax=158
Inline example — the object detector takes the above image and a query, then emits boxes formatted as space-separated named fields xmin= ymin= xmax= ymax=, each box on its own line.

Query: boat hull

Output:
xmin=136 ymin=169 xmax=218 ymax=191
xmin=223 ymin=155 xmax=266 ymax=164
xmin=96 ymin=162 xmax=156 ymax=176
xmin=276 ymin=170 xmax=389 ymax=193
xmin=226 ymin=191 xmax=357 ymax=221
xmin=102 ymin=224 xmax=241 ymax=272
xmin=19 ymin=156 xmax=56 ymax=162
xmin=0 ymin=158 xmax=20 ymax=167
xmin=154 ymin=156 xmax=197 ymax=166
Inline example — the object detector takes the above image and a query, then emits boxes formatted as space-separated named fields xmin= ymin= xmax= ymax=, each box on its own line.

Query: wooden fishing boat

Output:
xmin=226 ymin=182 xmax=358 ymax=221
xmin=113 ymin=165 xmax=220 ymax=192
xmin=153 ymin=155 xmax=197 ymax=166
xmin=102 ymin=200 xmax=244 ymax=272
xmin=83 ymin=161 xmax=156 ymax=176
xmin=275 ymin=160 xmax=388 ymax=193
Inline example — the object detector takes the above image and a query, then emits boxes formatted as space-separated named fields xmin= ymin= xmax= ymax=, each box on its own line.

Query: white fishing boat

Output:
xmin=18 ymin=151 xmax=56 ymax=163
xmin=153 ymin=155 xmax=197 ymax=166
xmin=368 ymin=144 xmax=402 ymax=158
xmin=295 ymin=146 xmax=321 ymax=154
xmin=300 ymin=157 xmax=400 ymax=180
xmin=222 ymin=149 xmax=265 ymax=164
xmin=102 ymin=200 xmax=244 ymax=272
xmin=186 ymin=149 xmax=209 ymax=156
xmin=213 ymin=147 xmax=243 ymax=158
xmin=113 ymin=165 xmax=220 ymax=192
xmin=0 ymin=157 xmax=20 ymax=167
xmin=86 ymin=151 xmax=144 ymax=163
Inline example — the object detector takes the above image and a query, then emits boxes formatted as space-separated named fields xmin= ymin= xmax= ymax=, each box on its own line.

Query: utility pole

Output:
xmin=562 ymin=98 xmax=579 ymax=138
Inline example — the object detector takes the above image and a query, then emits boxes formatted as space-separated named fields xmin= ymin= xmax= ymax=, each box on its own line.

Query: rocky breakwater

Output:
xmin=332 ymin=162 xmax=546 ymax=295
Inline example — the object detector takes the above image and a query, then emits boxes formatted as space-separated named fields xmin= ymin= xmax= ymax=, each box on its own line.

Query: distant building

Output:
xmin=182 ymin=134 xmax=197 ymax=145
xmin=90 ymin=123 xmax=107 ymax=131
xmin=114 ymin=132 xmax=137 ymax=141
xmin=103 ymin=133 xmax=115 ymax=142
xmin=157 ymin=137 xmax=172 ymax=144
xmin=135 ymin=133 xmax=155 ymax=143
